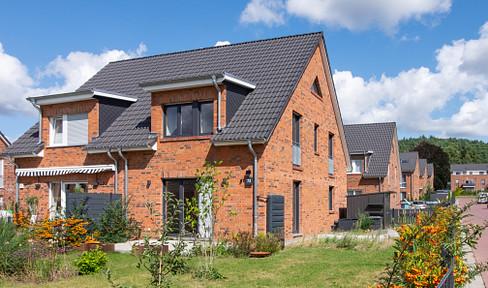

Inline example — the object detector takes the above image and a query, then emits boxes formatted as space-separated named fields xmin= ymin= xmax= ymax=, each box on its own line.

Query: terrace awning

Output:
xmin=16 ymin=164 xmax=115 ymax=177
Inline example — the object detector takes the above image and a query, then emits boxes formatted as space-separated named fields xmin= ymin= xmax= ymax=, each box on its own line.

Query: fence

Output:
xmin=66 ymin=192 xmax=122 ymax=221
xmin=391 ymin=208 xmax=434 ymax=225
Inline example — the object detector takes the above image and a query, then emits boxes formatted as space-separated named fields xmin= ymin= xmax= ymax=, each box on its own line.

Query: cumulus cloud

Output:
xmin=240 ymin=0 xmax=451 ymax=33
xmin=215 ymin=41 xmax=231 ymax=46
xmin=334 ymin=21 xmax=488 ymax=138
xmin=240 ymin=0 xmax=285 ymax=27
xmin=0 ymin=43 xmax=146 ymax=117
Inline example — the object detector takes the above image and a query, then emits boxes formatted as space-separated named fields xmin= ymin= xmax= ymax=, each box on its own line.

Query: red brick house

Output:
xmin=450 ymin=164 xmax=488 ymax=192
xmin=0 ymin=131 xmax=15 ymax=209
xmin=399 ymin=152 xmax=433 ymax=200
xmin=343 ymin=122 xmax=402 ymax=207
xmin=1 ymin=32 xmax=350 ymax=241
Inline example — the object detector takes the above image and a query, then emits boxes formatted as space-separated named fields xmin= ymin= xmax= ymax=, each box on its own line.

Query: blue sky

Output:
xmin=1 ymin=0 xmax=488 ymax=142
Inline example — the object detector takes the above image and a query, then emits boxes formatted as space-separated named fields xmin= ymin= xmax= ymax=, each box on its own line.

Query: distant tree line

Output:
xmin=399 ymin=135 xmax=488 ymax=165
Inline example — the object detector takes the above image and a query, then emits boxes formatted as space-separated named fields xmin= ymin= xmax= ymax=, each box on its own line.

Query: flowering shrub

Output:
xmin=13 ymin=210 xmax=30 ymax=228
xmin=35 ymin=215 xmax=88 ymax=247
xmin=370 ymin=202 xmax=487 ymax=288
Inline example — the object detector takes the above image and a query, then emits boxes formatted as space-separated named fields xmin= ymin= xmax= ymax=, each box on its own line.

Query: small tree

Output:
xmin=194 ymin=161 xmax=231 ymax=276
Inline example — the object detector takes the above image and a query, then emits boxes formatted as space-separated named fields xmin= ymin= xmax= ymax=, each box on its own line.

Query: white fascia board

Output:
xmin=86 ymin=145 xmax=157 ymax=154
xmin=30 ymin=92 xmax=93 ymax=105
xmin=142 ymin=74 xmax=255 ymax=92
xmin=92 ymin=90 xmax=137 ymax=102
xmin=11 ymin=149 xmax=44 ymax=158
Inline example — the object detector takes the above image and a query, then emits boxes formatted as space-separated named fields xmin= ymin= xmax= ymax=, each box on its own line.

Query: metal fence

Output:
xmin=436 ymin=257 xmax=455 ymax=288
xmin=391 ymin=208 xmax=434 ymax=225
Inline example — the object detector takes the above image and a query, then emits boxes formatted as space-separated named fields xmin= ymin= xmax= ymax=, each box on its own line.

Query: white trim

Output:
xmin=27 ymin=89 xmax=137 ymax=106
xmin=92 ymin=90 xmax=137 ymax=102
xmin=141 ymin=73 xmax=256 ymax=92
xmin=10 ymin=150 xmax=44 ymax=158
xmin=16 ymin=164 xmax=115 ymax=177
xmin=86 ymin=144 xmax=157 ymax=154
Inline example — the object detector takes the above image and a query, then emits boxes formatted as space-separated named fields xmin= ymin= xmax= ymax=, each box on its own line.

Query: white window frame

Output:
xmin=0 ymin=158 xmax=3 ymax=188
xmin=49 ymin=113 xmax=88 ymax=147
xmin=400 ymin=173 xmax=407 ymax=188
xmin=49 ymin=181 xmax=88 ymax=218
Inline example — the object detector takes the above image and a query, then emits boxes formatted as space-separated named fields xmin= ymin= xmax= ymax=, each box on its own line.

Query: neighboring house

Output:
xmin=450 ymin=164 xmax=488 ymax=192
xmin=1 ymin=32 xmax=350 ymax=241
xmin=418 ymin=159 xmax=427 ymax=194
xmin=427 ymin=163 xmax=434 ymax=189
xmin=343 ymin=122 xmax=402 ymax=207
xmin=0 ymin=131 xmax=14 ymax=209
xmin=400 ymin=152 xmax=421 ymax=200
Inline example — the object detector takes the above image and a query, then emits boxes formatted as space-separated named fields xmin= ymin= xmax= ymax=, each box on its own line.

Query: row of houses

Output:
xmin=0 ymin=32 xmax=433 ymax=241
xmin=450 ymin=163 xmax=488 ymax=192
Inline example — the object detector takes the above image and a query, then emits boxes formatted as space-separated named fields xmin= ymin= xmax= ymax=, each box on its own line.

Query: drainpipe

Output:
xmin=248 ymin=140 xmax=258 ymax=237
xmin=107 ymin=150 xmax=118 ymax=194
xmin=29 ymin=99 xmax=42 ymax=144
xmin=378 ymin=177 xmax=382 ymax=193
xmin=117 ymin=148 xmax=128 ymax=217
xmin=211 ymin=75 xmax=222 ymax=132
xmin=7 ymin=156 xmax=19 ymax=204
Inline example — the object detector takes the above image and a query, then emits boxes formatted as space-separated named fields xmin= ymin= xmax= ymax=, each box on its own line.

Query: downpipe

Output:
xmin=107 ymin=150 xmax=118 ymax=194
xmin=7 ymin=156 xmax=19 ymax=204
xmin=248 ymin=140 xmax=258 ymax=237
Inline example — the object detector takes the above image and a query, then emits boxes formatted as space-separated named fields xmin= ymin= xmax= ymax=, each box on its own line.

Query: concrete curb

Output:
xmin=464 ymin=245 xmax=485 ymax=288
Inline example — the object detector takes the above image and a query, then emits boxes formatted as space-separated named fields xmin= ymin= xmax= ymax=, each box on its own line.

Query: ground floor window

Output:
xmin=163 ymin=179 xmax=201 ymax=236
xmin=401 ymin=192 xmax=407 ymax=200
xmin=347 ymin=190 xmax=362 ymax=196
xmin=329 ymin=186 xmax=334 ymax=210
xmin=292 ymin=181 xmax=300 ymax=234
xmin=49 ymin=181 xmax=87 ymax=218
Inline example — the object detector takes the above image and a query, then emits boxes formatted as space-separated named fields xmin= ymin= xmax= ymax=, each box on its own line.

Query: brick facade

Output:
xmin=0 ymin=136 xmax=15 ymax=209
xmin=450 ymin=174 xmax=488 ymax=191
xmin=400 ymin=162 xmax=421 ymax=200
xmin=11 ymin=44 xmax=348 ymax=242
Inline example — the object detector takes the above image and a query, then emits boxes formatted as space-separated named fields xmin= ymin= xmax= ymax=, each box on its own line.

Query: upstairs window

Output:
xmin=328 ymin=133 xmax=334 ymax=174
xmin=314 ymin=124 xmax=319 ymax=153
xmin=401 ymin=159 xmax=408 ymax=163
xmin=164 ymin=101 xmax=213 ymax=137
xmin=50 ymin=113 xmax=88 ymax=146
xmin=292 ymin=113 xmax=301 ymax=166
xmin=311 ymin=77 xmax=322 ymax=97
xmin=401 ymin=173 xmax=407 ymax=188
xmin=351 ymin=160 xmax=362 ymax=173
xmin=0 ymin=159 xmax=3 ymax=188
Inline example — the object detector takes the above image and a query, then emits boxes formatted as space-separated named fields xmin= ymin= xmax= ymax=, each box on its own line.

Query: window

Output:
xmin=401 ymin=173 xmax=407 ymax=188
xmin=455 ymin=179 xmax=459 ymax=187
xmin=50 ymin=113 xmax=88 ymax=146
xmin=314 ymin=124 xmax=319 ymax=153
xmin=351 ymin=160 xmax=362 ymax=173
xmin=480 ymin=171 xmax=485 ymax=175
xmin=482 ymin=179 xmax=485 ymax=190
xmin=328 ymin=133 xmax=334 ymax=174
xmin=163 ymin=179 xmax=200 ymax=235
xmin=329 ymin=186 xmax=334 ymax=210
xmin=401 ymin=159 xmax=408 ymax=163
xmin=455 ymin=171 xmax=461 ymax=175
xmin=0 ymin=159 xmax=3 ymax=188
xmin=164 ymin=101 xmax=213 ymax=137
xmin=347 ymin=190 xmax=362 ymax=196
xmin=293 ymin=181 xmax=300 ymax=233
xmin=50 ymin=181 xmax=88 ymax=218
xmin=292 ymin=113 xmax=301 ymax=166
xmin=311 ymin=77 xmax=322 ymax=96
xmin=401 ymin=192 xmax=406 ymax=200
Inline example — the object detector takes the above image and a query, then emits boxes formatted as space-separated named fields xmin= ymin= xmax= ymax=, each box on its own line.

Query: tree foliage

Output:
xmin=410 ymin=142 xmax=450 ymax=190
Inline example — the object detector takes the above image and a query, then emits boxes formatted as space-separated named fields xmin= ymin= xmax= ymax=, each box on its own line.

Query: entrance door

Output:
xmin=163 ymin=179 xmax=198 ymax=235
xmin=49 ymin=182 xmax=65 ymax=218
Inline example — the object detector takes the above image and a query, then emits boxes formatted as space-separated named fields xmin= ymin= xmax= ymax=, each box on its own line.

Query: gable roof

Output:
xmin=400 ymin=152 xmax=419 ymax=173
xmin=451 ymin=163 xmax=488 ymax=171
xmin=344 ymin=122 xmax=396 ymax=178
xmin=0 ymin=131 xmax=11 ymax=148
xmin=1 ymin=124 xmax=43 ymax=156
xmin=419 ymin=159 xmax=427 ymax=177
xmin=78 ymin=32 xmax=324 ymax=150
xmin=427 ymin=163 xmax=434 ymax=177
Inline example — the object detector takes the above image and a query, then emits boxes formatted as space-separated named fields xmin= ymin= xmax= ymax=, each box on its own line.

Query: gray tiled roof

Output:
xmin=344 ymin=122 xmax=397 ymax=178
xmin=419 ymin=159 xmax=427 ymax=177
xmin=78 ymin=32 xmax=324 ymax=150
xmin=0 ymin=123 xmax=44 ymax=156
xmin=427 ymin=163 xmax=434 ymax=177
xmin=400 ymin=152 xmax=419 ymax=173
xmin=451 ymin=163 xmax=488 ymax=171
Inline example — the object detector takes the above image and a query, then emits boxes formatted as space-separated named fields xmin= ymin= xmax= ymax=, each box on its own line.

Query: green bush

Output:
xmin=96 ymin=200 xmax=139 ymax=243
xmin=228 ymin=231 xmax=256 ymax=257
xmin=256 ymin=233 xmax=282 ymax=254
xmin=74 ymin=247 xmax=108 ymax=275
xmin=0 ymin=218 xmax=30 ymax=276
xmin=357 ymin=213 xmax=374 ymax=230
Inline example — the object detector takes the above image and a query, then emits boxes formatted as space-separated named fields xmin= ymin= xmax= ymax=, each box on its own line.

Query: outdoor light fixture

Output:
xmin=147 ymin=180 xmax=151 ymax=188
xmin=244 ymin=170 xmax=253 ymax=186
xmin=35 ymin=184 xmax=41 ymax=189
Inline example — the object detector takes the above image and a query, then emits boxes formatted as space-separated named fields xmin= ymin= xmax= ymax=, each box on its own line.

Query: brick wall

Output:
xmin=451 ymin=174 xmax=488 ymax=191
xmin=0 ymin=138 xmax=15 ymax=209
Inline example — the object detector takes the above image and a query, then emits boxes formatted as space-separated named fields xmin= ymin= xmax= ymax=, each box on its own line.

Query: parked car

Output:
xmin=412 ymin=200 xmax=427 ymax=209
xmin=478 ymin=193 xmax=488 ymax=204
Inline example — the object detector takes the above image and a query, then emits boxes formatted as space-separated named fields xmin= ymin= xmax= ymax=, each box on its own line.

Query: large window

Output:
xmin=0 ymin=159 xmax=3 ymax=188
xmin=292 ymin=113 xmax=301 ymax=166
xmin=163 ymin=179 xmax=200 ymax=235
xmin=351 ymin=160 xmax=362 ymax=173
xmin=49 ymin=181 xmax=88 ymax=218
xmin=164 ymin=101 xmax=213 ymax=137
xmin=401 ymin=174 xmax=407 ymax=188
xmin=293 ymin=181 xmax=300 ymax=234
xmin=50 ymin=113 xmax=88 ymax=146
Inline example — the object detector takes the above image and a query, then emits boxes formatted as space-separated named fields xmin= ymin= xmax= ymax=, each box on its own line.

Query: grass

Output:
xmin=1 ymin=238 xmax=394 ymax=288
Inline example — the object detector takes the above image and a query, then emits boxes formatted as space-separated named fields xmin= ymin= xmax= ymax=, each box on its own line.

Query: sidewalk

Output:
xmin=464 ymin=245 xmax=485 ymax=288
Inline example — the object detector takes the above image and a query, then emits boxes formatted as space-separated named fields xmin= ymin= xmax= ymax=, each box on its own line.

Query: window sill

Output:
xmin=311 ymin=90 xmax=323 ymax=100
xmin=160 ymin=135 xmax=212 ymax=143
xmin=328 ymin=210 xmax=336 ymax=214
xmin=292 ymin=165 xmax=303 ymax=172
xmin=314 ymin=152 xmax=320 ymax=156
xmin=293 ymin=233 xmax=303 ymax=238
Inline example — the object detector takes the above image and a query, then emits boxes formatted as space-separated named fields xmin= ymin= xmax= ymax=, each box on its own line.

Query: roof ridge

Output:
xmin=110 ymin=31 xmax=324 ymax=64
xmin=344 ymin=121 xmax=396 ymax=127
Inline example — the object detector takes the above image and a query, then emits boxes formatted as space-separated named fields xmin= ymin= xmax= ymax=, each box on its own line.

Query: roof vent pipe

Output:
xmin=107 ymin=150 xmax=118 ymax=194
xmin=7 ymin=156 xmax=19 ymax=204
xmin=248 ymin=140 xmax=258 ymax=237
xmin=117 ymin=148 xmax=128 ymax=218
xmin=29 ymin=99 xmax=42 ymax=144
xmin=211 ymin=75 xmax=222 ymax=132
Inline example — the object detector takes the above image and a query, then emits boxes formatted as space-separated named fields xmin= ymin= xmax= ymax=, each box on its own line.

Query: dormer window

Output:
xmin=311 ymin=77 xmax=322 ymax=97
xmin=50 ymin=113 xmax=88 ymax=146
xmin=164 ymin=101 xmax=213 ymax=137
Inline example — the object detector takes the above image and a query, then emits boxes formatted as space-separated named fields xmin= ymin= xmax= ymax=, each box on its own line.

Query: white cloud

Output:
xmin=335 ymin=21 xmax=488 ymax=138
xmin=0 ymin=43 xmax=146 ymax=117
xmin=240 ymin=0 xmax=285 ymax=27
xmin=240 ymin=0 xmax=451 ymax=33
xmin=215 ymin=41 xmax=231 ymax=47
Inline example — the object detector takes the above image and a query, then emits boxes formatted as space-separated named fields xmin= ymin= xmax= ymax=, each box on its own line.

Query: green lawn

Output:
xmin=1 ymin=239 xmax=394 ymax=288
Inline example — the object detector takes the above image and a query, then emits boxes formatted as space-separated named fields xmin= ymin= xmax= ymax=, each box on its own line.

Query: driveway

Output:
xmin=458 ymin=198 xmax=488 ymax=287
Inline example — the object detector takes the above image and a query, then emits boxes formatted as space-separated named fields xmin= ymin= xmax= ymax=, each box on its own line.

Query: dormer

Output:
xmin=27 ymin=89 xmax=137 ymax=151
xmin=141 ymin=73 xmax=255 ymax=140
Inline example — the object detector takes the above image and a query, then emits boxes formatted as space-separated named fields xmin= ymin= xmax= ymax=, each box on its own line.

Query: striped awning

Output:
xmin=16 ymin=164 xmax=115 ymax=177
